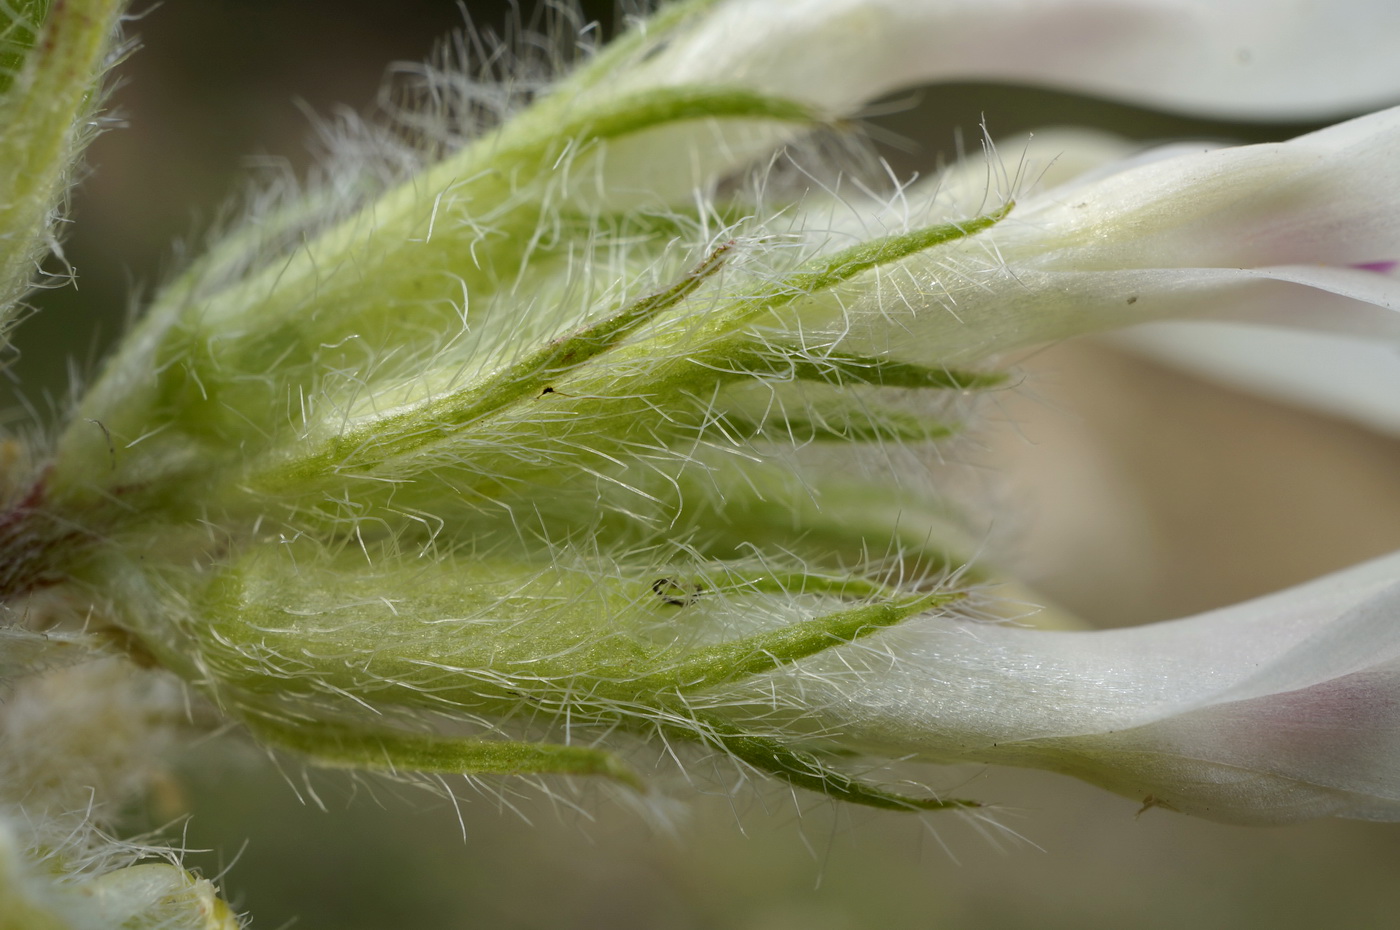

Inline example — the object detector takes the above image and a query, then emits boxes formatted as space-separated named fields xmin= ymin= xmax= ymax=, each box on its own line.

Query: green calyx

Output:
xmin=76 ymin=200 xmax=1014 ymax=814
xmin=47 ymin=81 xmax=821 ymax=514
xmin=33 ymin=0 xmax=1017 ymax=817
xmin=262 ymin=239 xmax=738 ymax=485
xmin=176 ymin=542 xmax=973 ymax=812
xmin=244 ymin=203 xmax=1010 ymax=508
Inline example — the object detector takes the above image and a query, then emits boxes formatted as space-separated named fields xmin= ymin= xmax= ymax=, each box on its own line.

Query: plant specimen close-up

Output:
xmin=3 ymin=0 xmax=1400 ymax=926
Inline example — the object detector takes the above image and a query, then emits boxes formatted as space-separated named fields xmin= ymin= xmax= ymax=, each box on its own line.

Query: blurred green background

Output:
xmin=14 ymin=2 xmax=1400 ymax=928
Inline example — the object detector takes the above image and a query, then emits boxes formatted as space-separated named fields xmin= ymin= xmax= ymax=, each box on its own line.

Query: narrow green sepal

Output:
xmin=248 ymin=718 xmax=644 ymax=790
xmin=586 ymin=203 xmax=1015 ymax=392
xmin=631 ymin=590 xmax=960 ymax=696
xmin=685 ymin=716 xmax=979 ymax=813
xmin=562 ymin=84 xmax=819 ymax=139
xmin=748 ymin=203 xmax=1013 ymax=315
xmin=735 ymin=344 xmax=1006 ymax=390
xmin=310 ymin=239 xmax=735 ymax=471
xmin=716 ymin=408 xmax=955 ymax=444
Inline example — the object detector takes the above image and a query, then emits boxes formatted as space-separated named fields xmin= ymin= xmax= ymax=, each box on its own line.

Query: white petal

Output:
xmin=1116 ymin=321 xmax=1400 ymax=436
xmin=590 ymin=2 xmax=1400 ymax=204
xmin=1003 ymin=107 xmax=1400 ymax=271
xmin=715 ymin=551 xmax=1400 ymax=823
xmin=927 ymin=116 xmax=1400 ymax=429
xmin=770 ymin=108 xmax=1400 ymax=365
xmin=782 ymin=260 xmax=1400 ymax=368
xmin=626 ymin=0 xmax=1400 ymax=119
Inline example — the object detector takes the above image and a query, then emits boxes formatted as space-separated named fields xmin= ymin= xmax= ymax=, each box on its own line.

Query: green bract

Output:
xmin=0 ymin=0 xmax=123 ymax=347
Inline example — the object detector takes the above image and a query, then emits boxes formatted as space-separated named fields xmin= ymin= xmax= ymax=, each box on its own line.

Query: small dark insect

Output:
xmin=651 ymin=577 xmax=704 ymax=607
xmin=536 ymin=385 xmax=578 ymax=399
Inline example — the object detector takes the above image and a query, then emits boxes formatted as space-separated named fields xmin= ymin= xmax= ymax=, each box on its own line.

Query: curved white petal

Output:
xmin=626 ymin=0 xmax=1400 ymax=119
xmin=1003 ymin=107 xmax=1400 ymax=271
xmin=1117 ymin=322 xmax=1400 ymax=435
xmin=716 ymin=551 xmax=1400 ymax=824
xmin=912 ymin=116 xmax=1400 ymax=428
xmin=892 ymin=264 xmax=1400 ymax=364
xmin=591 ymin=1 xmax=1400 ymax=204
xmin=768 ymin=108 xmax=1400 ymax=366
